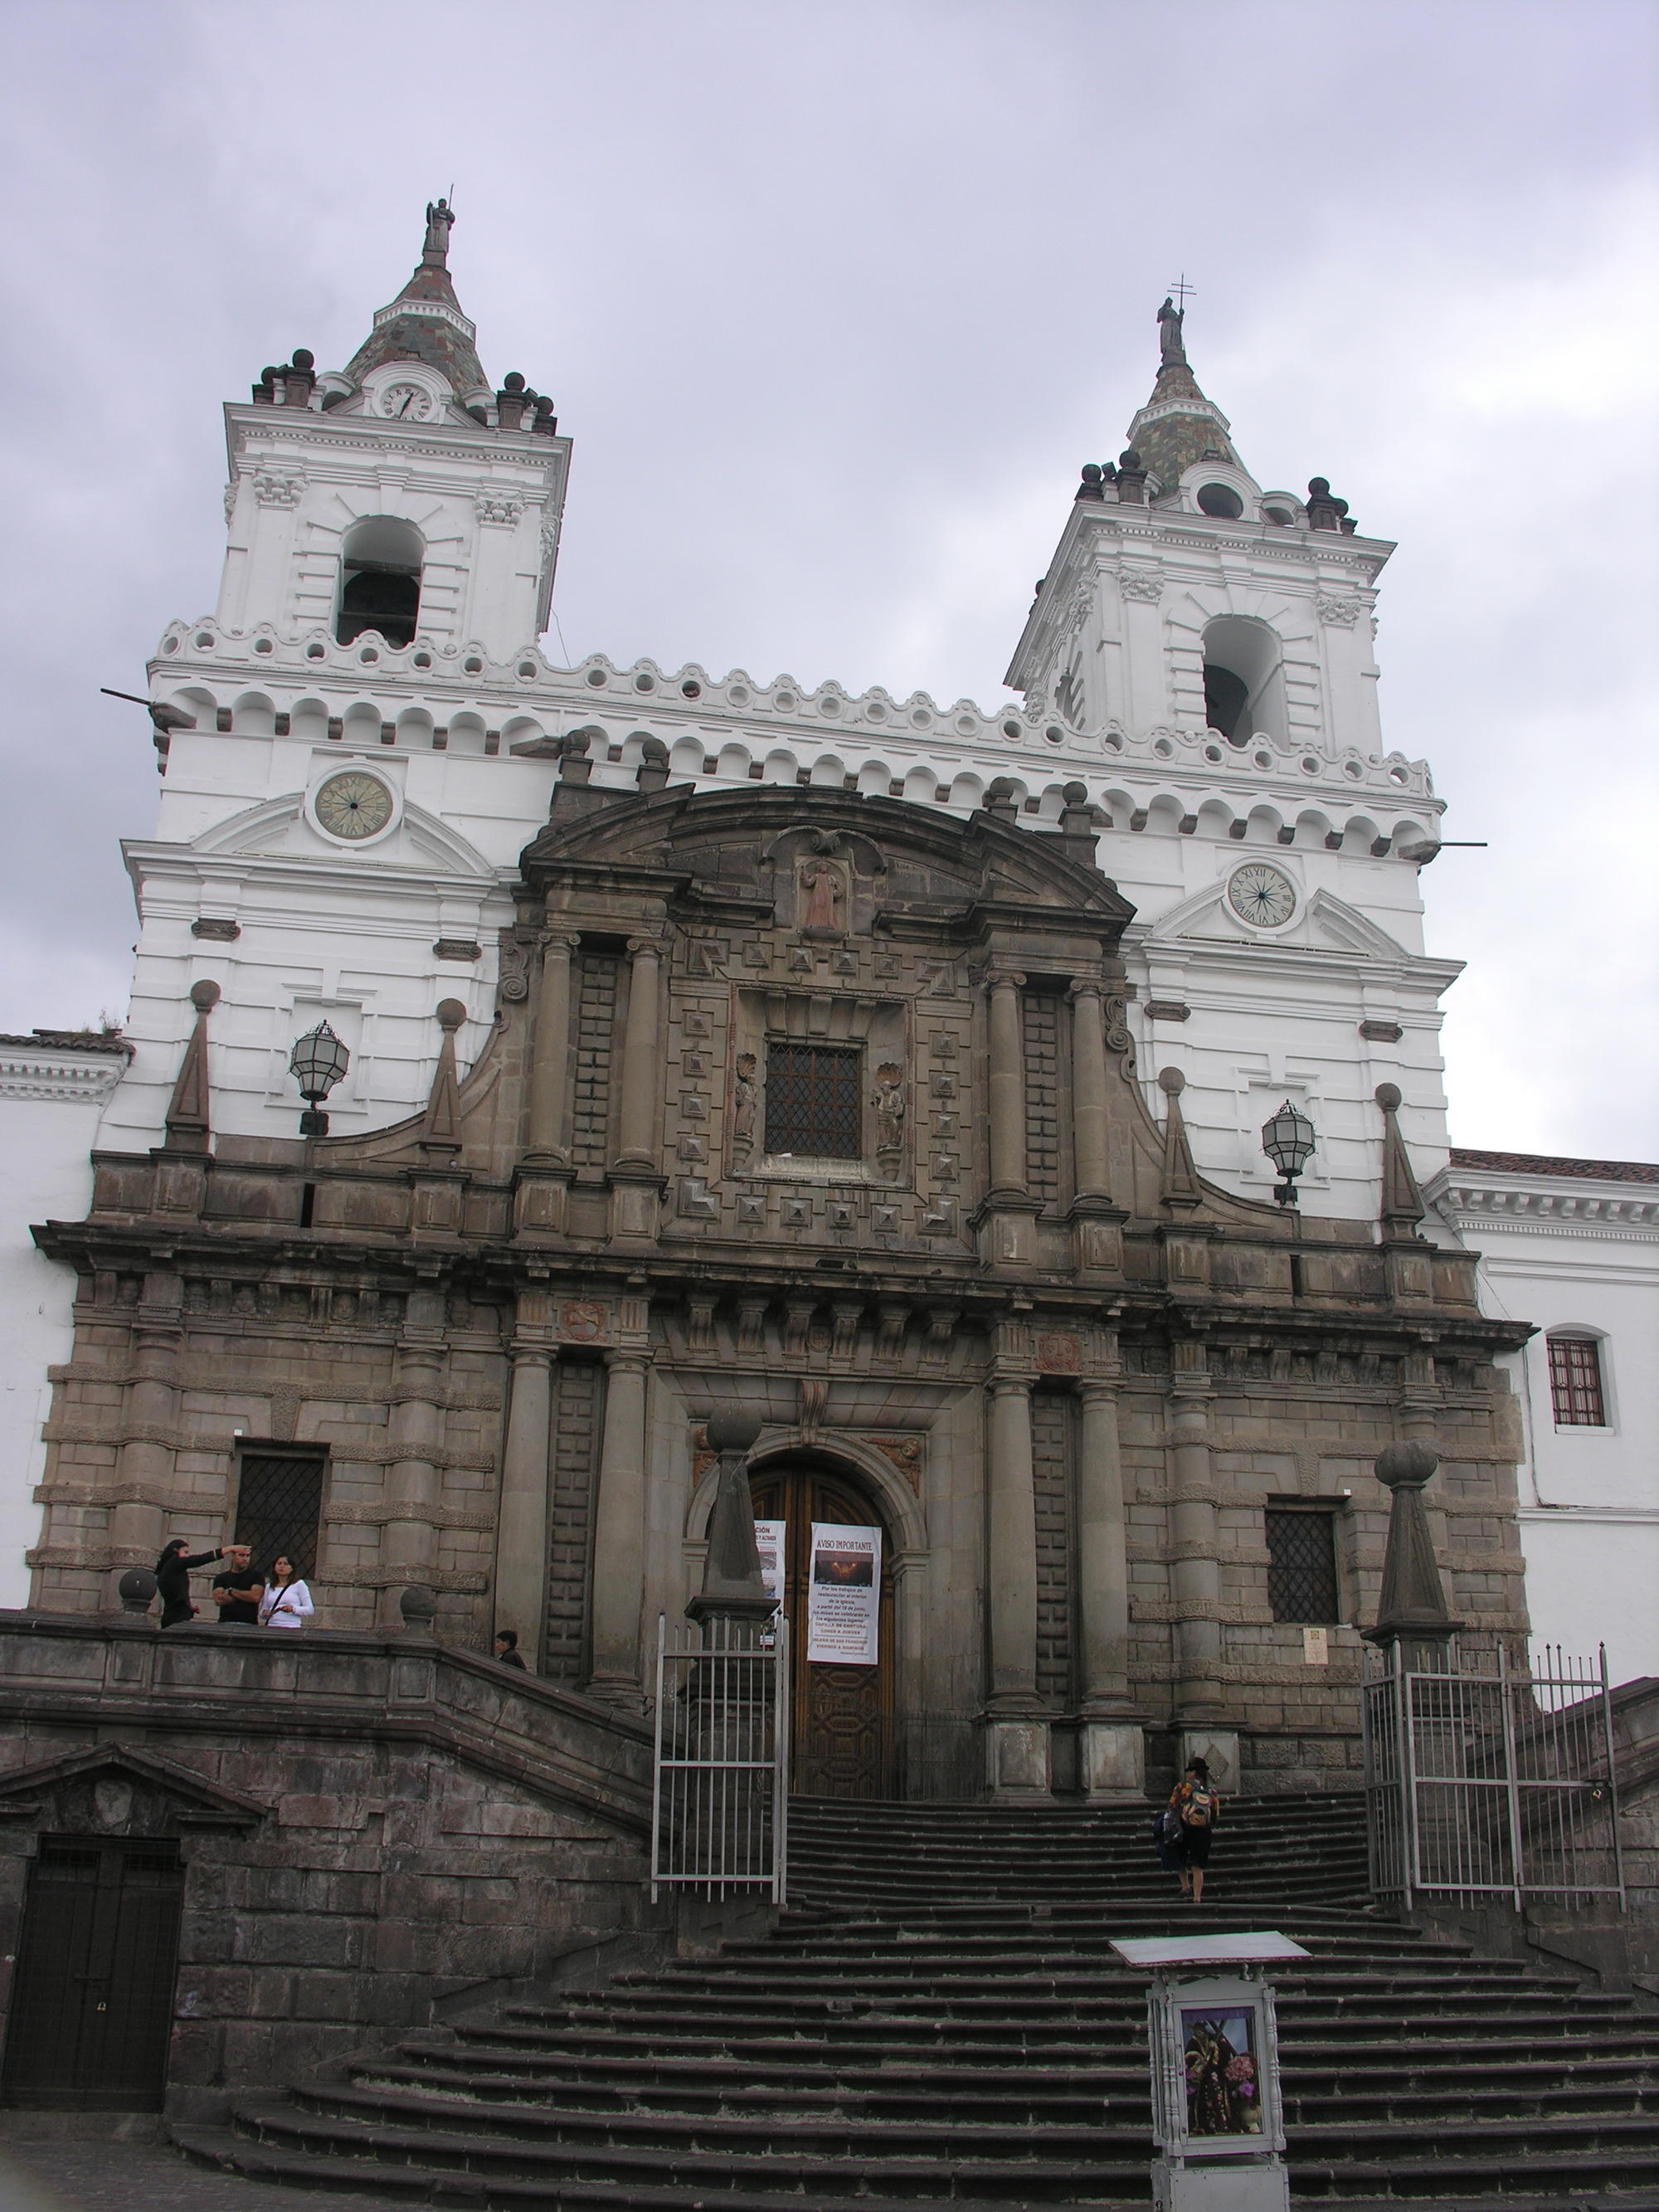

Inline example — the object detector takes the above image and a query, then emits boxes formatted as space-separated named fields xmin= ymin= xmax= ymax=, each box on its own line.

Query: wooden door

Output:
xmin=0 ymin=1838 xmax=183 ymax=2110
xmin=749 ymin=1461 xmax=894 ymax=1799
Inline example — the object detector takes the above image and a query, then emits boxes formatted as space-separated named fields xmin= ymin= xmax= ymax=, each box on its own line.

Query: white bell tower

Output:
xmin=1005 ymin=296 xmax=1388 ymax=766
xmin=214 ymin=199 xmax=570 ymax=663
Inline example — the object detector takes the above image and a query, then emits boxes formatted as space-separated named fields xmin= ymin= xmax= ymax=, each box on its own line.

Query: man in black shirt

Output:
xmin=209 ymin=1545 xmax=262 ymax=1625
xmin=494 ymin=1629 xmax=528 ymax=1670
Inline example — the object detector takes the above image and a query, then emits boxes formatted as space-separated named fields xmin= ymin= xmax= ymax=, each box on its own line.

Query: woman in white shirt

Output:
xmin=258 ymin=1556 xmax=314 ymax=1630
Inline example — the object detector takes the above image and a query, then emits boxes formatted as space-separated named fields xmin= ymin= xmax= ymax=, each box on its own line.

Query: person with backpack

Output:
xmin=1169 ymin=1756 xmax=1222 ymax=1902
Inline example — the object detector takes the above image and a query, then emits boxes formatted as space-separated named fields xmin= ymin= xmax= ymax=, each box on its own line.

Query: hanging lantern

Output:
xmin=1260 ymin=1099 xmax=1316 ymax=1207
xmin=289 ymin=1021 xmax=350 ymax=1135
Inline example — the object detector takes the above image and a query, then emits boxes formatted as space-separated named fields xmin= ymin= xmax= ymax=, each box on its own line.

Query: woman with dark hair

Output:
xmin=1170 ymin=1756 xmax=1223 ymax=1903
xmin=153 ymin=1537 xmax=226 ymax=1629
xmin=257 ymin=1556 xmax=314 ymax=1630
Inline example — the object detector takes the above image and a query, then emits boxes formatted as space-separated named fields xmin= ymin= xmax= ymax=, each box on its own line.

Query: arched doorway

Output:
xmin=749 ymin=1458 xmax=895 ymax=1799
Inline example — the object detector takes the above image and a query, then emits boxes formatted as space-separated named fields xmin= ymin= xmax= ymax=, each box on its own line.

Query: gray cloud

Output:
xmin=3 ymin=0 xmax=1655 ymax=1152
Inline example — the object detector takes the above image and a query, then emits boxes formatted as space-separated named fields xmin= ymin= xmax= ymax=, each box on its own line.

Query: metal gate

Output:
xmin=0 ymin=1837 xmax=184 ymax=2109
xmin=1362 ymin=1644 xmax=1625 ymax=1912
xmin=650 ymin=1616 xmax=790 ymax=1903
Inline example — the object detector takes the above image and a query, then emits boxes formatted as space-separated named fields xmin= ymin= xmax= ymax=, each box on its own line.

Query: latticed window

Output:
xmin=764 ymin=1043 xmax=861 ymax=1158
xmin=234 ymin=1450 xmax=327 ymax=1579
xmin=1266 ymin=1506 xmax=1340 ymax=1625
xmin=1547 ymin=1335 xmax=1606 ymax=1426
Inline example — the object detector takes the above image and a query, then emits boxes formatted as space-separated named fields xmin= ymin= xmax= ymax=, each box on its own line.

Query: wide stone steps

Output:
xmin=173 ymin=1789 xmax=1659 ymax=2206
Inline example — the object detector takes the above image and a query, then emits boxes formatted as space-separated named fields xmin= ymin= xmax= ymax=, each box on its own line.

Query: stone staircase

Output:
xmin=173 ymin=1791 xmax=1659 ymax=2207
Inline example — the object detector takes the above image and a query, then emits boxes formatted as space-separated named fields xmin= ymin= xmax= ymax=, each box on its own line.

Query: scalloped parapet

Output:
xmin=147 ymin=621 xmax=1438 ymax=836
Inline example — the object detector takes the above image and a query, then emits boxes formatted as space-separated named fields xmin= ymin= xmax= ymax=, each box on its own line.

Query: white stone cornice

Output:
xmin=0 ymin=1049 xmax=129 ymax=1105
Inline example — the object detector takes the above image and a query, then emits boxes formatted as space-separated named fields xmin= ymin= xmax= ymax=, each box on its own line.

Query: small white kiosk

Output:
xmin=1110 ymin=1931 xmax=1309 ymax=2212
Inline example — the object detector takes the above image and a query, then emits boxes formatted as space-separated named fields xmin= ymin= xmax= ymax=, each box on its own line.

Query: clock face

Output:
xmin=1227 ymin=862 xmax=1297 ymax=928
xmin=379 ymin=381 xmax=436 ymax=421
xmin=314 ymin=772 xmax=394 ymax=842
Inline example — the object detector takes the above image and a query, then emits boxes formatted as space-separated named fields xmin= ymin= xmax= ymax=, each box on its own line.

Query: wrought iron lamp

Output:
xmin=1261 ymin=1098 xmax=1316 ymax=1206
xmin=289 ymin=1021 xmax=349 ymax=1136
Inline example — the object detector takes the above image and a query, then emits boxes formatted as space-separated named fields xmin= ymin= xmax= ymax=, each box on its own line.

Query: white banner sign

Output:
xmin=806 ymin=1522 xmax=882 ymax=1665
xmin=753 ymin=1519 xmax=786 ymax=1611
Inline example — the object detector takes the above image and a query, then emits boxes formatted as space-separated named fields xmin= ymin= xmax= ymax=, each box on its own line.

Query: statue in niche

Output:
xmin=1157 ymin=295 xmax=1187 ymax=367
xmin=799 ymin=853 xmax=849 ymax=937
xmin=872 ymin=1062 xmax=906 ymax=1155
xmin=732 ymin=1053 xmax=758 ymax=1147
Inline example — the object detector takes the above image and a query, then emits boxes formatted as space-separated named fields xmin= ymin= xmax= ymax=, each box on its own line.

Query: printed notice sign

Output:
xmin=806 ymin=1523 xmax=881 ymax=1665
xmin=753 ymin=1520 xmax=786 ymax=1612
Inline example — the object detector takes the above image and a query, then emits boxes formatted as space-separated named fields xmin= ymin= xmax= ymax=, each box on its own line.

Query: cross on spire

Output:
xmin=1167 ymin=274 xmax=1196 ymax=312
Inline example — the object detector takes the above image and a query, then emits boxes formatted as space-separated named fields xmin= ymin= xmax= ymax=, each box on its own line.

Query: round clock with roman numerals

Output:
xmin=314 ymin=772 xmax=394 ymax=842
xmin=1227 ymin=862 xmax=1297 ymax=928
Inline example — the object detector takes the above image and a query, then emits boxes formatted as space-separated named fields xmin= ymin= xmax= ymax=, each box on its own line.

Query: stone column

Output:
xmin=1068 ymin=981 xmax=1112 ymax=1201
xmin=378 ymin=1288 xmax=449 ymax=1626
xmin=985 ymin=972 xmax=1028 ymax=1199
xmin=110 ymin=1272 xmax=187 ymax=1569
xmin=985 ymin=1376 xmax=1048 ymax=1796
xmin=1077 ymin=1381 xmax=1143 ymax=1796
xmin=613 ymin=938 xmax=663 ymax=1170
xmin=587 ymin=1349 xmax=652 ymax=1706
xmin=494 ymin=1340 xmax=555 ymax=1659
xmin=1167 ymin=1342 xmax=1238 ymax=1793
xmin=524 ymin=928 xmax=577 ymax=1160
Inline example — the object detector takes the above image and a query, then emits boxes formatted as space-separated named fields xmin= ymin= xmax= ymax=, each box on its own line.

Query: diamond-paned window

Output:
xmin=1266 ymin=1506 xmax=1340 ymax=1625
xmin=1547 ymin=1335 xmax=1606 ymax=1427
xmin=763 ymin=1043 xmax=862 ymax=1159
xmin=234 ymin=1450 xmax=327 ymax=1580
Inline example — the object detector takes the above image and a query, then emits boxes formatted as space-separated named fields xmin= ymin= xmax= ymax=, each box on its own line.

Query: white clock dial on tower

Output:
xmin=1226 ymin=863 xmax=1297 ymax=928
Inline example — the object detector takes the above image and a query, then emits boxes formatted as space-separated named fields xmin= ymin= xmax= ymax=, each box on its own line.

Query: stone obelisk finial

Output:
xmin=162 ymin=980 xmax=221 ymax=1153
xmin=1362 ymin=1443 xmax=1462 ymax=1671
xmin=686 ymin=1410 xmax=773 ymax=1633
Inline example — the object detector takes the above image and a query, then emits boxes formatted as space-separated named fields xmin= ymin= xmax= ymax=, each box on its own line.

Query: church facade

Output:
xmin=26 ymin=211 xmax=1534 ymax=1800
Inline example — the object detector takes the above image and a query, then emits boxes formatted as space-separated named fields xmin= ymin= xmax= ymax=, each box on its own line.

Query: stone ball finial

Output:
xmin=533 ymin=395 xmax=555 ymax=418
xmin=1308 ymin=476 xmax=1331 ymax=497
xmin=1157 ymin=1066 xmax=1186 ymax=1096
xmin=1120 ymin=448 xmax=1143 ymax=471
xmin=1062 ymin=782 xmax=1088 ymax=805
xmin=189 ymin=979 xmax=221 ymax=1013
xmin=117 ymin=1568 xmax=158 ymax=1614
xmin=640 ymin=737 xmax=669 ymax=764
xmin=291 ymin=348 xmax=314 ymax=372
xmin=399 ymin=1584 xmax=438 ymax=1628
xmin=706 ymin=1409 xmax=763 ymax=1454
xmin=1080 ymin=463 xmax=1102 ymax=485
xmin=1374 ymin=1081 xmax=1403 ymax=1113
xmin=435 ymin=998 xmax=467 ymax=1032
xmin=260 ymin=367 xmax=279 ymax=385
xmin=503 ymin=371 xmax=526 ymax=393
xmin=1374 ymin=1441 xmax=1438 ymax=1491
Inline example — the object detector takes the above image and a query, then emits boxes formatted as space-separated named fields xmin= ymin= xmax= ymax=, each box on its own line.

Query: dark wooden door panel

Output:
xmin=750 ymin=1461 xmax=894 ymax=1799
xmin=1 ymin=1839 xmax=182 ymax=2110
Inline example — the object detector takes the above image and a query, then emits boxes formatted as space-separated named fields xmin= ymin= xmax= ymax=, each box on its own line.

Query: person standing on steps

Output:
xmin=493 ymin=1629 xmax=528 ymax=1670
xmin=1170 ymin=1756 xmax=1222 ymax=1903
xmin=153 ymin=1537 xmax=227 ymax=1628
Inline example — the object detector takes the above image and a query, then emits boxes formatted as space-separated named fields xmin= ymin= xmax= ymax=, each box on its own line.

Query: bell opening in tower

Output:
xmin=1203 ymin=662 xmax=1249 ymax=743
xmin=336 ymin=515 xmax=424 ymax=648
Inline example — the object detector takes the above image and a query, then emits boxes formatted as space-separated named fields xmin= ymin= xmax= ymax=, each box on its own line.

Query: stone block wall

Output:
xmin=0 ymin=1614 xmax=655 ymax=2120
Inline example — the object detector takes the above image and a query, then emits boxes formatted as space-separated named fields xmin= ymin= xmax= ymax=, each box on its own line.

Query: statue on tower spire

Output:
xmin=422 ymin=196 xmax=455 ymax=268
xmin=1156 ymin=294 xmax=1188 ymax=368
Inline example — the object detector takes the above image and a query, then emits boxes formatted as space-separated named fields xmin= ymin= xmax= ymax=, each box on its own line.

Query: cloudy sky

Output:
xmin=3 ymin=0 xmax=1656 ymax=1156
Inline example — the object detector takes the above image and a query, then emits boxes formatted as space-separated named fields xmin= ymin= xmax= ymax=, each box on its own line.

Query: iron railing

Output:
xmin=1363 ymin=1641 xmax=1624 ymax=1912
xmin=650 ymin=1616 xmax=790 ymax=1903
